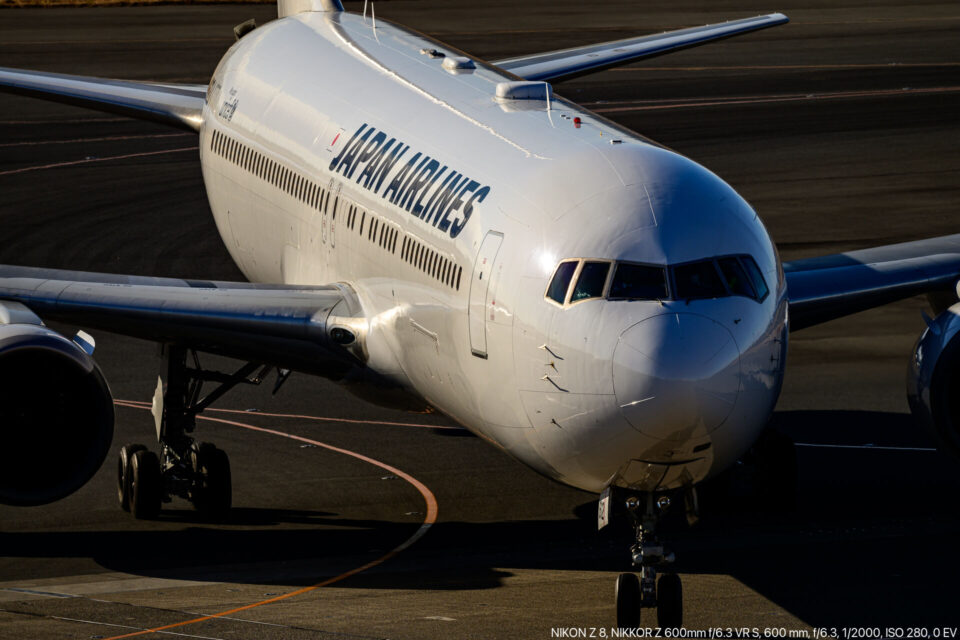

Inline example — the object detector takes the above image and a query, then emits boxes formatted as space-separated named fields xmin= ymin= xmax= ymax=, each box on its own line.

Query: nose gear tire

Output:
xmin=615 ymin=572 xmax=641 ymax=628
xmin=656 ymin=573 xmax=683 ymax=628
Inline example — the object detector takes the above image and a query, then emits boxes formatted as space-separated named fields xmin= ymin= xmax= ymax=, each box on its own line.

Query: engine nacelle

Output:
xmin=907 ymin=301 xmax=960 ymax=458
xmin=0 ymin=323 xmax=114 ymax=506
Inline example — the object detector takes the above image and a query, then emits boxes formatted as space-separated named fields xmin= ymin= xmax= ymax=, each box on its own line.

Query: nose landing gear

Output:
xmin=614 ymin=493 xmax=683 ymax=629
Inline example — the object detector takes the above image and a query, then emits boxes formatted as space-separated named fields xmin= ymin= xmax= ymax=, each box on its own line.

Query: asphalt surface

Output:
xmin=0 ymin=2 xmax=959 ymax=638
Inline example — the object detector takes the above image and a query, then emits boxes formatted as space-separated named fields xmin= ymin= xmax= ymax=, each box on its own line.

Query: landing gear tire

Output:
xmin=117 ymin=443 xmax=146 ymax=512
xmin=656 ymin=573 xmax=683 ymax=629
xmin=615 ymin=572 xmax=641 ymax=628
xmin=129 ymin=449 xmax=162 ymax=520
xmin=612 ymin=493 xmax=682 ymax=629
xmin=190 ymin=442 xmax=231 ymax=519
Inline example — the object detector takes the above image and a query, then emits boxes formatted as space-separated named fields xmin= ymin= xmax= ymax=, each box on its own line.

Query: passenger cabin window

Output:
xmin=547 ymin=261 xmax=578 ymax=305
xmin=673 ymin=260 xmax=727 ymax=301
xmin=210 ymin=130 xmax=466 ymax=295
xmin=610 ymin=263 xmax=668 ymax=300
xmin=571 ymin=261 xmax=609 ymax=302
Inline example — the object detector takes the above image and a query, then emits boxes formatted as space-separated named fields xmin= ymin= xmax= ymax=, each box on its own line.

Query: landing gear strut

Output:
xmin=615 ymin=493 xmax=683 ymax=629
xmin=116 ymin=346 xmax=277 ymax=520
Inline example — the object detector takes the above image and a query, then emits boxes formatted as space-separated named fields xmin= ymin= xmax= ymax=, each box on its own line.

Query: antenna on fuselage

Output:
xmin=363 ymin=0 xmax=368 ymax=20
xmin=372 ymin=2 xmax=377 ymax=31
xmin=278 ymin=0 xmax=343 ymax=18
xmin=545 ymin=82 xmax=556 ymax=126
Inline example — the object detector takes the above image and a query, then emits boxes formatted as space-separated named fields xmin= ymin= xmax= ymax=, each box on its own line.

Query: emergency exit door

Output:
xmin=468 ymin=231 xmax=504 ymax=358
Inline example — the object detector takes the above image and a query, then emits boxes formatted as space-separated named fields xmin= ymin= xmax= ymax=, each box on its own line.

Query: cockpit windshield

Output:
xmin=609 ymin=263 xmax=668 ymax=300
xmin=673 ymin=261 xmax=727 ymax=300
xmin=571 ymin=261 xmax=610 ymax=302
xmin=545 ymin=255 xmax=768 ymax=306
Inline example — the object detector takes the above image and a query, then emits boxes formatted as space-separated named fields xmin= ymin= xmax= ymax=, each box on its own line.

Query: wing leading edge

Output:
xmin=493 ymin=13 xmax=789 ymax=83
xmin=784 ymin=235 xmax=960 ymax=331
xmin=0 ymin=67 xmax=205 ymax=132
xmin=0 ymin=265 xmax=366 ymax=377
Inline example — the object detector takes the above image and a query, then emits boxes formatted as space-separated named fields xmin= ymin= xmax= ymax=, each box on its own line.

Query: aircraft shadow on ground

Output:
xmin=2 ymin=410 xmax=957 ymax=627
xmin=685 ymin=409 xmax=960 ymax=628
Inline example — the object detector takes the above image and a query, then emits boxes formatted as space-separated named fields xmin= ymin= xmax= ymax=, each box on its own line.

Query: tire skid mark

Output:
xmin=99 ymin=401 xmax=438 ymax=639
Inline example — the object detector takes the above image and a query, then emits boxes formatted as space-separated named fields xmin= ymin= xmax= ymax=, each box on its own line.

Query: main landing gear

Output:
xmin=116 ymin=346 xmax=280 ymax=520
xmin=615 ymin=493 xmax=683 ymax=629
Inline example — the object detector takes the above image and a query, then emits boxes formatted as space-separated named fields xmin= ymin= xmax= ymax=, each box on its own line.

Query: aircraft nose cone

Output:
xmin=613 ymin=313 xmax=740 ymax=441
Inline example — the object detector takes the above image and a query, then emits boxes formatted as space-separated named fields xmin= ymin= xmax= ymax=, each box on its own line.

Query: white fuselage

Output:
xmin=197 ymin=10 xmax=788 ymax=494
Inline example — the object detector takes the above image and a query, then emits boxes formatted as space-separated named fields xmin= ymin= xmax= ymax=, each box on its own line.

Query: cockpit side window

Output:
xmin=546 ymin=260 xmax=578 ymax=305
xmin=673 ymin=260 xmax=727 ymax=300
xmin=717 ymin=257 xmax=755 ymax=298
xmin=571 ymin=261 xmax=610 ymax=302
xmin=741 ymin=255 xmax=769 ymax=302
xmin=610 ymin=263 xmax=668 ymax=300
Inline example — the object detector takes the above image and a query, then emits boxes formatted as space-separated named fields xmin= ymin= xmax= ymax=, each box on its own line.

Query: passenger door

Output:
xmin=468 ymin=231 xmax=504 ymax=358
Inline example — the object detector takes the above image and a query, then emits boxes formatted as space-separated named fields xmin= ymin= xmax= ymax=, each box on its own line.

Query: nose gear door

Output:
xmin=468 ymin=231 xmax=504 ymax=358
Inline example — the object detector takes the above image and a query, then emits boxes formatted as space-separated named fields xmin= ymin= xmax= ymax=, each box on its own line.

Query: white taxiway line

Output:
xmin=0 ymin=146 xmax=197 ymax=176
xmin=794 ymin=443 xmax=937 ymax=452
xmin=0 ymin=133 xmax=191 ymax=149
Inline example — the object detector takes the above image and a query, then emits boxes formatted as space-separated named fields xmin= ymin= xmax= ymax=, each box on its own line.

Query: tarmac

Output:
xmin=0 ymin=1 xmax=958 ymax=638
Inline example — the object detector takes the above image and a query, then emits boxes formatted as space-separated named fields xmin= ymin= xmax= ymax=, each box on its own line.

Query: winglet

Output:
xmin=278 ymin=0 xmax=343 ymax=18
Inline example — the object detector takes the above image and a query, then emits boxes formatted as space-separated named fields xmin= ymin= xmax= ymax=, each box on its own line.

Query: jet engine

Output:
xmin=0 ymin=322 xmax=114 ymax=506
xmin=907 ymin=301 xmax=960 ymax=458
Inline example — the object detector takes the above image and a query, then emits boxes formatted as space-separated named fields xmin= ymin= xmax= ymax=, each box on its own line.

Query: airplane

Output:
xmin=1 ymin=0 xmax=959 ymax=629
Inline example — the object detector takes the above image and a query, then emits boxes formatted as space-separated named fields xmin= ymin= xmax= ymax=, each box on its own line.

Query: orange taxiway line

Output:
xmin=102 ymin=403 xmax=438 ymax=639
xmin=116 ymin=398 xmax=464 ymax=431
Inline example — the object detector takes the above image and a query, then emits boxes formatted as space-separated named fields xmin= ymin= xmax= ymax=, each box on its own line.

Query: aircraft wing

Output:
xmin=0 ymin=265 xmax=366 ymax=376
xmin=492 ymin=13 xmax=789 ymax=83
xmin=0 ymin=14 xmax=790 ymax=124
xmin=0 ymin=67 xmax=205 ymax=132
xmin=784 ymin=235 xmax=960 ymax=331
